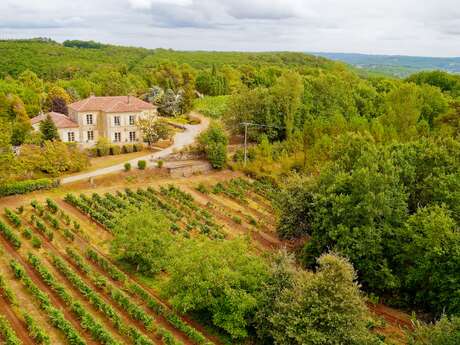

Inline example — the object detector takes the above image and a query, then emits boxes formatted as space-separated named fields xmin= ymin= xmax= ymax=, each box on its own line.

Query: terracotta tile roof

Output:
xmin=31 ymin=112 xmax=79 ymax=129
xmin=68 ymin=96 xmax=154 ymax=113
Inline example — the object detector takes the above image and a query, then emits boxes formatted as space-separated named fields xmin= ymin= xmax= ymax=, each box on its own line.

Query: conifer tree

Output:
xmin=39 ymin=114 xmax=59 ymax=141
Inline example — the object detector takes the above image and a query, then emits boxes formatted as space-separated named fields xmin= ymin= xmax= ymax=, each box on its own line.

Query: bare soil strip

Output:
xmin=0 ymin=235 xmax=99 ymax=345
xmin=0 ymin=294 xmax=34 ymax=344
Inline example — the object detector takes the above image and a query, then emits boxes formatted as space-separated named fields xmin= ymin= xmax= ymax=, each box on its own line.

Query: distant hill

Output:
xmin=312 ymin=52 xmax=460 ymax=78
xmin=0 ymin=38 xmax=335 ymax=80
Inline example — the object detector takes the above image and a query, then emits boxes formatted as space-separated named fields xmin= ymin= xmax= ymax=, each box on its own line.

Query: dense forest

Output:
xmin=1 ymin=38 xmax=460 ymax=344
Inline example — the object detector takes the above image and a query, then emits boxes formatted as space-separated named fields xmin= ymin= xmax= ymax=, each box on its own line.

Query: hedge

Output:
xmin=0 ymin=179 xmax=59 ymax=198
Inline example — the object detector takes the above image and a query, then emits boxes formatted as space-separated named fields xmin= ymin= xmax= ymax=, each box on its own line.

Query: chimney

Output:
xmin=90 ymin=92 xmax=95 ymax=98
xmin=128 ymin=95 xmax=131 ymax=104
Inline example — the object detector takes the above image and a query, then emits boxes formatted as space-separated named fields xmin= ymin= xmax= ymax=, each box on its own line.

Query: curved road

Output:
xmin=61 ymin=113 xmax=209 ymax=185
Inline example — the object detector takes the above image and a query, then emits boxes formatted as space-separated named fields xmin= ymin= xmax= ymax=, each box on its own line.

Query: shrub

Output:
xmin=157 ymin=160 xmax=164 ymax=168
xmin=232 ymin=216 xmax=242 ymax=224
xmin=110 ymin=145 xmax=121 ymax=155
xmin=198 ymin=123 xmax=228 ymax=169
xmin=95 ymin=137 xmax=111 ymax=156
xmin=0 ymin=220 xmax=21 ymax=249
xmin=196 ymin=183 xmax=209 ymax=194
xmin=134 ymin=143 xmax=144 ymax=152
xmin=137 ymin=160 xmax=147 ymax=170
xmin=4 ymin=208 xmax=21 ymax=227
xmin=124 ymin=162 xmax=131 ymax=171
xmin=46 ymin=198 xmax=58 ymax=214
xmin=0 ymin=179 xmax=59 ymax=197
xmin=31 ymin=236 xmax=42 ymax=249
xmin=22 ymin=228 xmax=32 ymax=239
xmin=123 ymin=144 xmax=134 ymax=153
xmin=0 ymin=315 xmax=22 ymax=345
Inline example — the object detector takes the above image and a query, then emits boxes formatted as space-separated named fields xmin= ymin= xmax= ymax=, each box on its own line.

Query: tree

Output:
xmin=271 ymin=71 xmax=303 ymax=138
xmin=137 ymin=118 xmax=172 ymax=145
xmin=269 ymin=253 xmax=379 ymax=345
xmin=398 ymin=206 xmax=460 ymax=314
xmin=381 ymin=82 xmax=422 ymax=139
xmin=410 ymin=315 xmax=460 ymax=345
xmin=39 ymin=114 xmax=59 ymax=141
xmin=50 ymin=97 xmax=68 ymax=115
xmin=198 ymin=122 xmax=228 ymax=169
xmin=254 ymin=250 xmax=297 ymax=343
xmin=110 ymin=209 xmax=174 ymax=275
xmin=165 ymin=238 xmax=269 ymax=339
xmin=0 ymin=118 xmax=14 ymax=182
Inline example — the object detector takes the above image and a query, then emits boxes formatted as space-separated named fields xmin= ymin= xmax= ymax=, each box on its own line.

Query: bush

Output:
xmin=123 ymin=144 xmax=134 ymax=153
xmin=31 ymin=236 xmax=42 ymax=249
xmin=137 ymin=160 xmax=147 ymax=170
xmin=110 ymin=145 xmax=121 ymax=155
xmin=157 ymin=160 xmax=164 ymax=168
xmin=95 ymin=137 xmax=110 ymax=156
xmin=124 ymin=162 xmax=131 ymax=171
xmin=134 ymin=143 xmax=144 ymax=152
xmin=198 ymin=122 xmax=228 ymax=169
xmin=193 ymin=95 xmax=230 ymax=118
xmin=0 ymin=179 xmax=59 ymax=197
xmin=22 ymin=228 xmax=32 ymax=239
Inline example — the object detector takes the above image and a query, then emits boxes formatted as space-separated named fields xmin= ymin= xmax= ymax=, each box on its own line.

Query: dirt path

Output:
xmin=61 ymin=113 xmax=210 ymax=185
xmin=184 ymin=186 xmax=282 ymax=249
xmin=0 ymin=295 xmax=33 ymax=344
xmin=26 ymin=199 xmax=220 ymax=345
xmin=0 ymin=235 xmax=99 ymax=345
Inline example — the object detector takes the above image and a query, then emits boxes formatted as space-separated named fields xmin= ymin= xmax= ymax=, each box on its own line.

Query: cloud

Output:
xmin=0 ymin=0 xmax=459 ymax=56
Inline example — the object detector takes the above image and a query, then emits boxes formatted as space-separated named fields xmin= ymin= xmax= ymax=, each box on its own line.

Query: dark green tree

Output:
xmin=39 ymin=114 xmax=59 ymax=141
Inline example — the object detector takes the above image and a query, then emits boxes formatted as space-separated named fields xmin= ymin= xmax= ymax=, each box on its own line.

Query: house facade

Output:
xmin=31 ymin=111 xmax=81 ymax=143
xmin=31 ymin=96 xmax=157 ymax=147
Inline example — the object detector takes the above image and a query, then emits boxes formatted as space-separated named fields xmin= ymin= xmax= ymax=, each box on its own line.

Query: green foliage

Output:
xmin=138 ymin=118 xmax=172 ymax=145
xmin=0 ymin=178 xmax=58 ymax=197
xmin=23 ymin=313 xmax=51 ymax=345
xmin=95 ymin=137 xmax=111 ymax=157
xmin=409 ymin=315 xmax=460 ymax=345
xmin=39 ymin=115 xmax=59 ymax=141
xmin=4 ymin=208 xmax=21 ymax=227
xmin=0 ymin=315 xmax=22 ymax=345
xmin=0 ymin=220 xmax=22 ymax=249
xmin=267 ymin=253 xmax=379 ymax=345
xmin=193 ymin=96 xmax=230 ymax=119
xmin=31 ymin=236 xmax=42 ymax=248
xmin=277 ymin=134 xmax=460 ymax=314
xmin=124 ymin=162 xmax=131 ymax=171
xmin=111 ymin=209 xmax=173 ymax=274
xmin=166 ymin=238 xmax=269 ymax=339
xmin=198 ymin=122 xmax=228 ymax=169
xmin=137 ymin=160 xmax=147 ymax=170
xmin=17 ymin=141 xmax=89 ymax=177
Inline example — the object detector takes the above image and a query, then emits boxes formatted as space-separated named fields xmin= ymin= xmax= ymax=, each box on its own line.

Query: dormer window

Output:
xmin=86 ymin=114 xmax=93 ymax=125
xmin=114 ymin=116 xmax=121 ymax=126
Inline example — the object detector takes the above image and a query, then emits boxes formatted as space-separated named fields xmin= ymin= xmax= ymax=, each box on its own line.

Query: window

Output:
xmin=87 ymin=131 xmax=94 ymax=141
xmin=67 ymin=132 xmax=75 ymax=142
xmin=129 ymin=131 xmax=136 ymax=142
xmin=86 ymin=114 xmax=93 ymax=125
xmin=114 ymin=132 xmax=121 ymax=142
xmin=129 ymin=115 xmax=135 ymax=125
xmin=114 ymin=116 xmax=120 ymax=126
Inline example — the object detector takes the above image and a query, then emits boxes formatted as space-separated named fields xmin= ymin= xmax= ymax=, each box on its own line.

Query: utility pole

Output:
xmin=240 ymin=122 xmax=284 ymax=166
xmin=243 ymin=122 xmax=248 ymax=166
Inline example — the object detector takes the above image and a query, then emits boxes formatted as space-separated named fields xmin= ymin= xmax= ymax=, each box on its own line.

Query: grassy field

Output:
xmin=0 ymin=170 xmax=411 ymax=345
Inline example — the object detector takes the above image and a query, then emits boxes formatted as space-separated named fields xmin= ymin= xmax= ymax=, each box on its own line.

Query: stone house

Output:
xmin=31 ymin=95 xmax=157 ymax=147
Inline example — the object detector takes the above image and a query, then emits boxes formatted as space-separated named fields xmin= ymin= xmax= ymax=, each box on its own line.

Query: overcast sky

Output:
xmin=1 ymin=0 xmax=459 ymax=57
